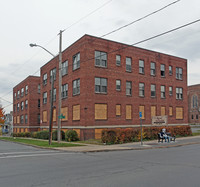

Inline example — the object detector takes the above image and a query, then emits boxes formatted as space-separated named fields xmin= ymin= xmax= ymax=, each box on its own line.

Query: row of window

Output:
xmin=42 ymin=51 xmax=183 ymax=86
xmin=42 ymin=77 xmax=183 ymax=103
xmin=14 ymin=114 xmax=40 ymax=125
xmin=40 ymin=104 xmax=184 ymax=122
xmin=191 ymin=114 xmax=199 ymax=120
xmin=14 ymin=85 xmax=28 ymax=100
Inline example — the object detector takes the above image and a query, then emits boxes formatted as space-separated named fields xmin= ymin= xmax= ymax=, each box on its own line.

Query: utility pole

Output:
xmin=57 ymin=30 xmax=63 ymax=143
xmin=49 ymin=73 xmax=54 ymax=145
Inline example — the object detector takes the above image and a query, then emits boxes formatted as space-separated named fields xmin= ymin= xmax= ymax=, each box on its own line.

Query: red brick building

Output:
xmin=188 ymin=84 xmax=200 ymax=124
xmin=40 ymin=35 xmax=188 ymax=140
xmin=13 ymin=76 xmax=40 ymax=132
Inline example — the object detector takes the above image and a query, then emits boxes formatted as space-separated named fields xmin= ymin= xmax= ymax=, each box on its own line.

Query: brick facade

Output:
xmin=188 ymin=84 xmax=200 ymax=124
xmin=39 ymin=35 xmax=188 ymax=140
xmin=13 ymin=76 xmax=40 ymax=132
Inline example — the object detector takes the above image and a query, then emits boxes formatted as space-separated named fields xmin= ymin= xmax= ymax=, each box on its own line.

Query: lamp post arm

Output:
xmin=36 ymin=45 xmax=56 ymax=57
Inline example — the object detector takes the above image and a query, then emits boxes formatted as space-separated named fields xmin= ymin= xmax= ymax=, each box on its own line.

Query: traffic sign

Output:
xmin=58 ymin=114 xmax=65 ymax=119
xmin=139 ymin=112 xmax=142 ymax=118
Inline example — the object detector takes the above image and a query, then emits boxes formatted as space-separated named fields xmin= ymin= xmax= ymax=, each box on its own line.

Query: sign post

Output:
xmin=139 ymin=112 xmax=143 ymax=146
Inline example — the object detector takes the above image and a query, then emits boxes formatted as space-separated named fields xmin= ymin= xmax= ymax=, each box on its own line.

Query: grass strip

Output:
xmin=0 ymin=137 xmax=85 ymax=148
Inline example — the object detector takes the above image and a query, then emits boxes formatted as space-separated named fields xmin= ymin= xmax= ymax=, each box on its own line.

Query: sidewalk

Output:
xmin=54 ymin=135 xmax=200 ymax=152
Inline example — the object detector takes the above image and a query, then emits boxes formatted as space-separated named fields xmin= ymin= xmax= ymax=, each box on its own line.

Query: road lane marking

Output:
xmin=0 ymin=150 xmax=59 ymax=155
xmin=0 ymin=152 xmax=81 ymax=159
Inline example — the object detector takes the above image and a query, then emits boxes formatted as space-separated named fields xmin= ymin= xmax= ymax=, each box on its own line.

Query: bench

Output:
xmin=158 ymin=133 xmax=176 ymax=143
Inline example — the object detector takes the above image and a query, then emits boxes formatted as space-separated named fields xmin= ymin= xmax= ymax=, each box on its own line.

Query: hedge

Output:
xmin=101 ymin=125 xmax=192 ymax=144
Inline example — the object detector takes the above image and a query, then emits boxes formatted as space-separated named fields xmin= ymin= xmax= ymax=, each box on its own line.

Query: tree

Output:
xmin=0 ymin=107 xmax=5 ymax=124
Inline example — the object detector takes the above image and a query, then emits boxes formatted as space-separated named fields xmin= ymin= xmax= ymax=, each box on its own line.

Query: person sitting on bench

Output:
xmin=160 ymin=128 xmax=170 ymax=142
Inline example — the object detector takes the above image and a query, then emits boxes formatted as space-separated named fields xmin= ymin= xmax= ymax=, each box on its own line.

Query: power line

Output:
xmin=63 ymin=0 xmax=113 ymax=32
xmin=100 ymin=0 xmax=181 ymax=38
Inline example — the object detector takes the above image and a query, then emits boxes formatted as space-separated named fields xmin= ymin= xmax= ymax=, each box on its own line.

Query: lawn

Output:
xmin=0 ymin=137 xmax=85 ymax=148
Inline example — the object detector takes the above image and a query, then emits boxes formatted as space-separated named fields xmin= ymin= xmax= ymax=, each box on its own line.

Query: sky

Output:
xmin=0 ymin=0 xmax=200 ymax=113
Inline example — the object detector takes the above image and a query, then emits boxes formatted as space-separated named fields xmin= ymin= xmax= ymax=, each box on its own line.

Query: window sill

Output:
xmin=95 ymin=65 xmax=107 ymax=68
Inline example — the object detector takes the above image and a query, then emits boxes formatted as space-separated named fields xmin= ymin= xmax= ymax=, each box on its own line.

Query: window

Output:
xmin=126 ymin=57 xmax=132 ymax=72
xmin=37 ymin=114 xmax=40 ymax=124
xmin=20 ymin=115 xmax=24 ymax=124
xmin=161 ymin=106 xmax=166 ymax=116
xmin=176 ymin=67 xmax=183 ymax=80
xmin=53 ymin=88 xmax=56 ymax=101
xmin=169 ymin=106 xmax=173 ymax=116
xmin=38 ymin=84 xmax=40 ymax=93
xmin=151 ymin=106 xmax=156 ymax=117
xmin=50 ymin=68 xmax=56 ymax=81
xmin=43 ymin=111 xmax=47 ymax=122
xmin=25 ymin=85 xmax=28 ymax=94
xmin=126 ymin=81 xmax=132 ymax=96
xmin=161 ymin=86 xmax=165 ymax=98
xmin=73 ymin=105 xmax=80 ymax=121
xmin=169 ymin=66 xmax=173 ymax=75
xmin=196 ymin=115 xmax=198 ymax=120
xmin=192 ymin=95 xmax=198 ymax=108
xmin=62 ymin=60 xmax=68 ymax=76
xmin=191 ymin=115 xmax=193 ymax=120
xmin=176 ymin=107 xmax=183 ymax=119
xmin=62 ymin=84 xmax=68 ymax=99
xmin=17 ymin=103 xmax=19 ymax=111
xmin=61 ymin=107 xmax=68 ymax=121
xmin=73 ymin=53 xmax=80 ymax=70
xmin=95 ymin=77 xmax=107 ymax=94
xmin=126 ymin=105 xmax=132 ymax=120
xmin=116 ymin=80 xmax=121 ymax=91
xmin=43 ymin=73 xmax=47 ymax=85
xmin=14 ymin=104 xmax=16 ymax=112
xmin=17 ymin=90 xmax=20 ymax=99
xmin=161 ymin=64 xmax=165 ymax=77
xmin=139 ymin=106 xmax=145 ymax=119
xmin=21 ymin=88 xmax=24 ymax=97
xmin=25 ymin=100 xmax=28 ymax=109
xmin=95 ymin=51 xmax=107 ymax=68
xmin=73 ymin=79 xmax=80 ymax=95
xmin=116 ymin=105 xmax=121 ymax=116
xmin=139 ymin=60 xmax=144 ymax=74
xmin=25 ymin=114 xmax=28 ymax=124
xmin=150 ymin=62 xmax=156 ymax=76
xmin=21 ymin=101 xmax=24 ymax=111
xmin=151 ymin=84 xmax=156 ymax=97
xmin=95 ymin=104 xmax=107 ymax=120
xmin=176 ymin=87 xmax=183 ymax=100
xmin=139 ymin=83 xmax=145 ymax=97
xmin=169 ymin=86 xmax=173 ymax=96
xmin=43 ymin=92 xmax=47 ymax=104
xmin=14 ymin=93 xmax=16 ymax=100
xmin=38 ymin=99 xmax=40 ymax=108
xmin=116 ymin=55 xmax=121 ymax=66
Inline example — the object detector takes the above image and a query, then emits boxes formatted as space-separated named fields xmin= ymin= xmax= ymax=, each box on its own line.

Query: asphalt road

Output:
xmin=0 ymin=140 xmax=200 ymax=187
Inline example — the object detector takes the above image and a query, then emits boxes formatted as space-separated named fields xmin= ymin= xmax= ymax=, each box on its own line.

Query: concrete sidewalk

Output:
xmin=54 ymin=135 xmax=200 ymax=152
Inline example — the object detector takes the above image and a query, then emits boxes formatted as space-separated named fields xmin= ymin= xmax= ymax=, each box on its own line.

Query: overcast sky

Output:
xmin=0 ymin=0 xmax=200 ymax=113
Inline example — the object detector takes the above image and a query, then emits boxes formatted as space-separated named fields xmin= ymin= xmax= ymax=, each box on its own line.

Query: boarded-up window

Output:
xmin=139 ymin=105 xmax=145 ymax=119
xmin=176 ymin=107 xmax=183 ymax=119
xmin=169 ymin=107 xmax=173 ymax=116
xmin=116 ymin=105 xmax=121 ymax=116
xmin=151 ymin=106 xmax=156 ymax=118
xmin=17 ymin=116 xmax=20 ymax=124
xmin=43 ymin=111 xmax=47 ymax=122
xmin=53 ymin=109 xmax=56 ymax=122
xmin=73 ymin=105 xmax=80 ymax=121
xmin=161 ymin=106 xmax=166 ymax=116
xmin=95 ymin=104 xmax=107 ymax=120
xmin=61 ymin=107 xmax=68 ymax=121
xmin=14 ymin=117 xmax=16 ymax=124
xmin=126 ymin=105 xmax=132 ymax=120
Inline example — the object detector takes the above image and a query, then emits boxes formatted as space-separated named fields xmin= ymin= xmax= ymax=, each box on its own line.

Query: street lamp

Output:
xmin=29 ymin=43 xmax=56 ymax=144
xmin=29 ymin=43 xmax=55 ymax=57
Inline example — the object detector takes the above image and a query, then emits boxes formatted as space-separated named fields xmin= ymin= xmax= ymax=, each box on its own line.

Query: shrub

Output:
xmin=36 ymin=130 xmax=49 ymax=140
xmin=101 ymin=125 xmax=192 ymax=144
xmin=24 ymin=132 xmax=31 ymax=137
xmin=31 ymin=132 xmax=37 ymax=138
xmin=65 ymin=130 xmax=79 ymax=142
xmin=52 ymin=130 xmax=65 ymax=141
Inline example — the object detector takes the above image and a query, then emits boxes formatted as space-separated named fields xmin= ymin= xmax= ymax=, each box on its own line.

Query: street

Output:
xmin=0 ymin=140 xmax=200 ymax=187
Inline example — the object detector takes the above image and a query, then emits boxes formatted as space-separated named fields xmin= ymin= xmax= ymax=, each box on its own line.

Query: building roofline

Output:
xmin=13 ymin=75 xmax=40 ymax=90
